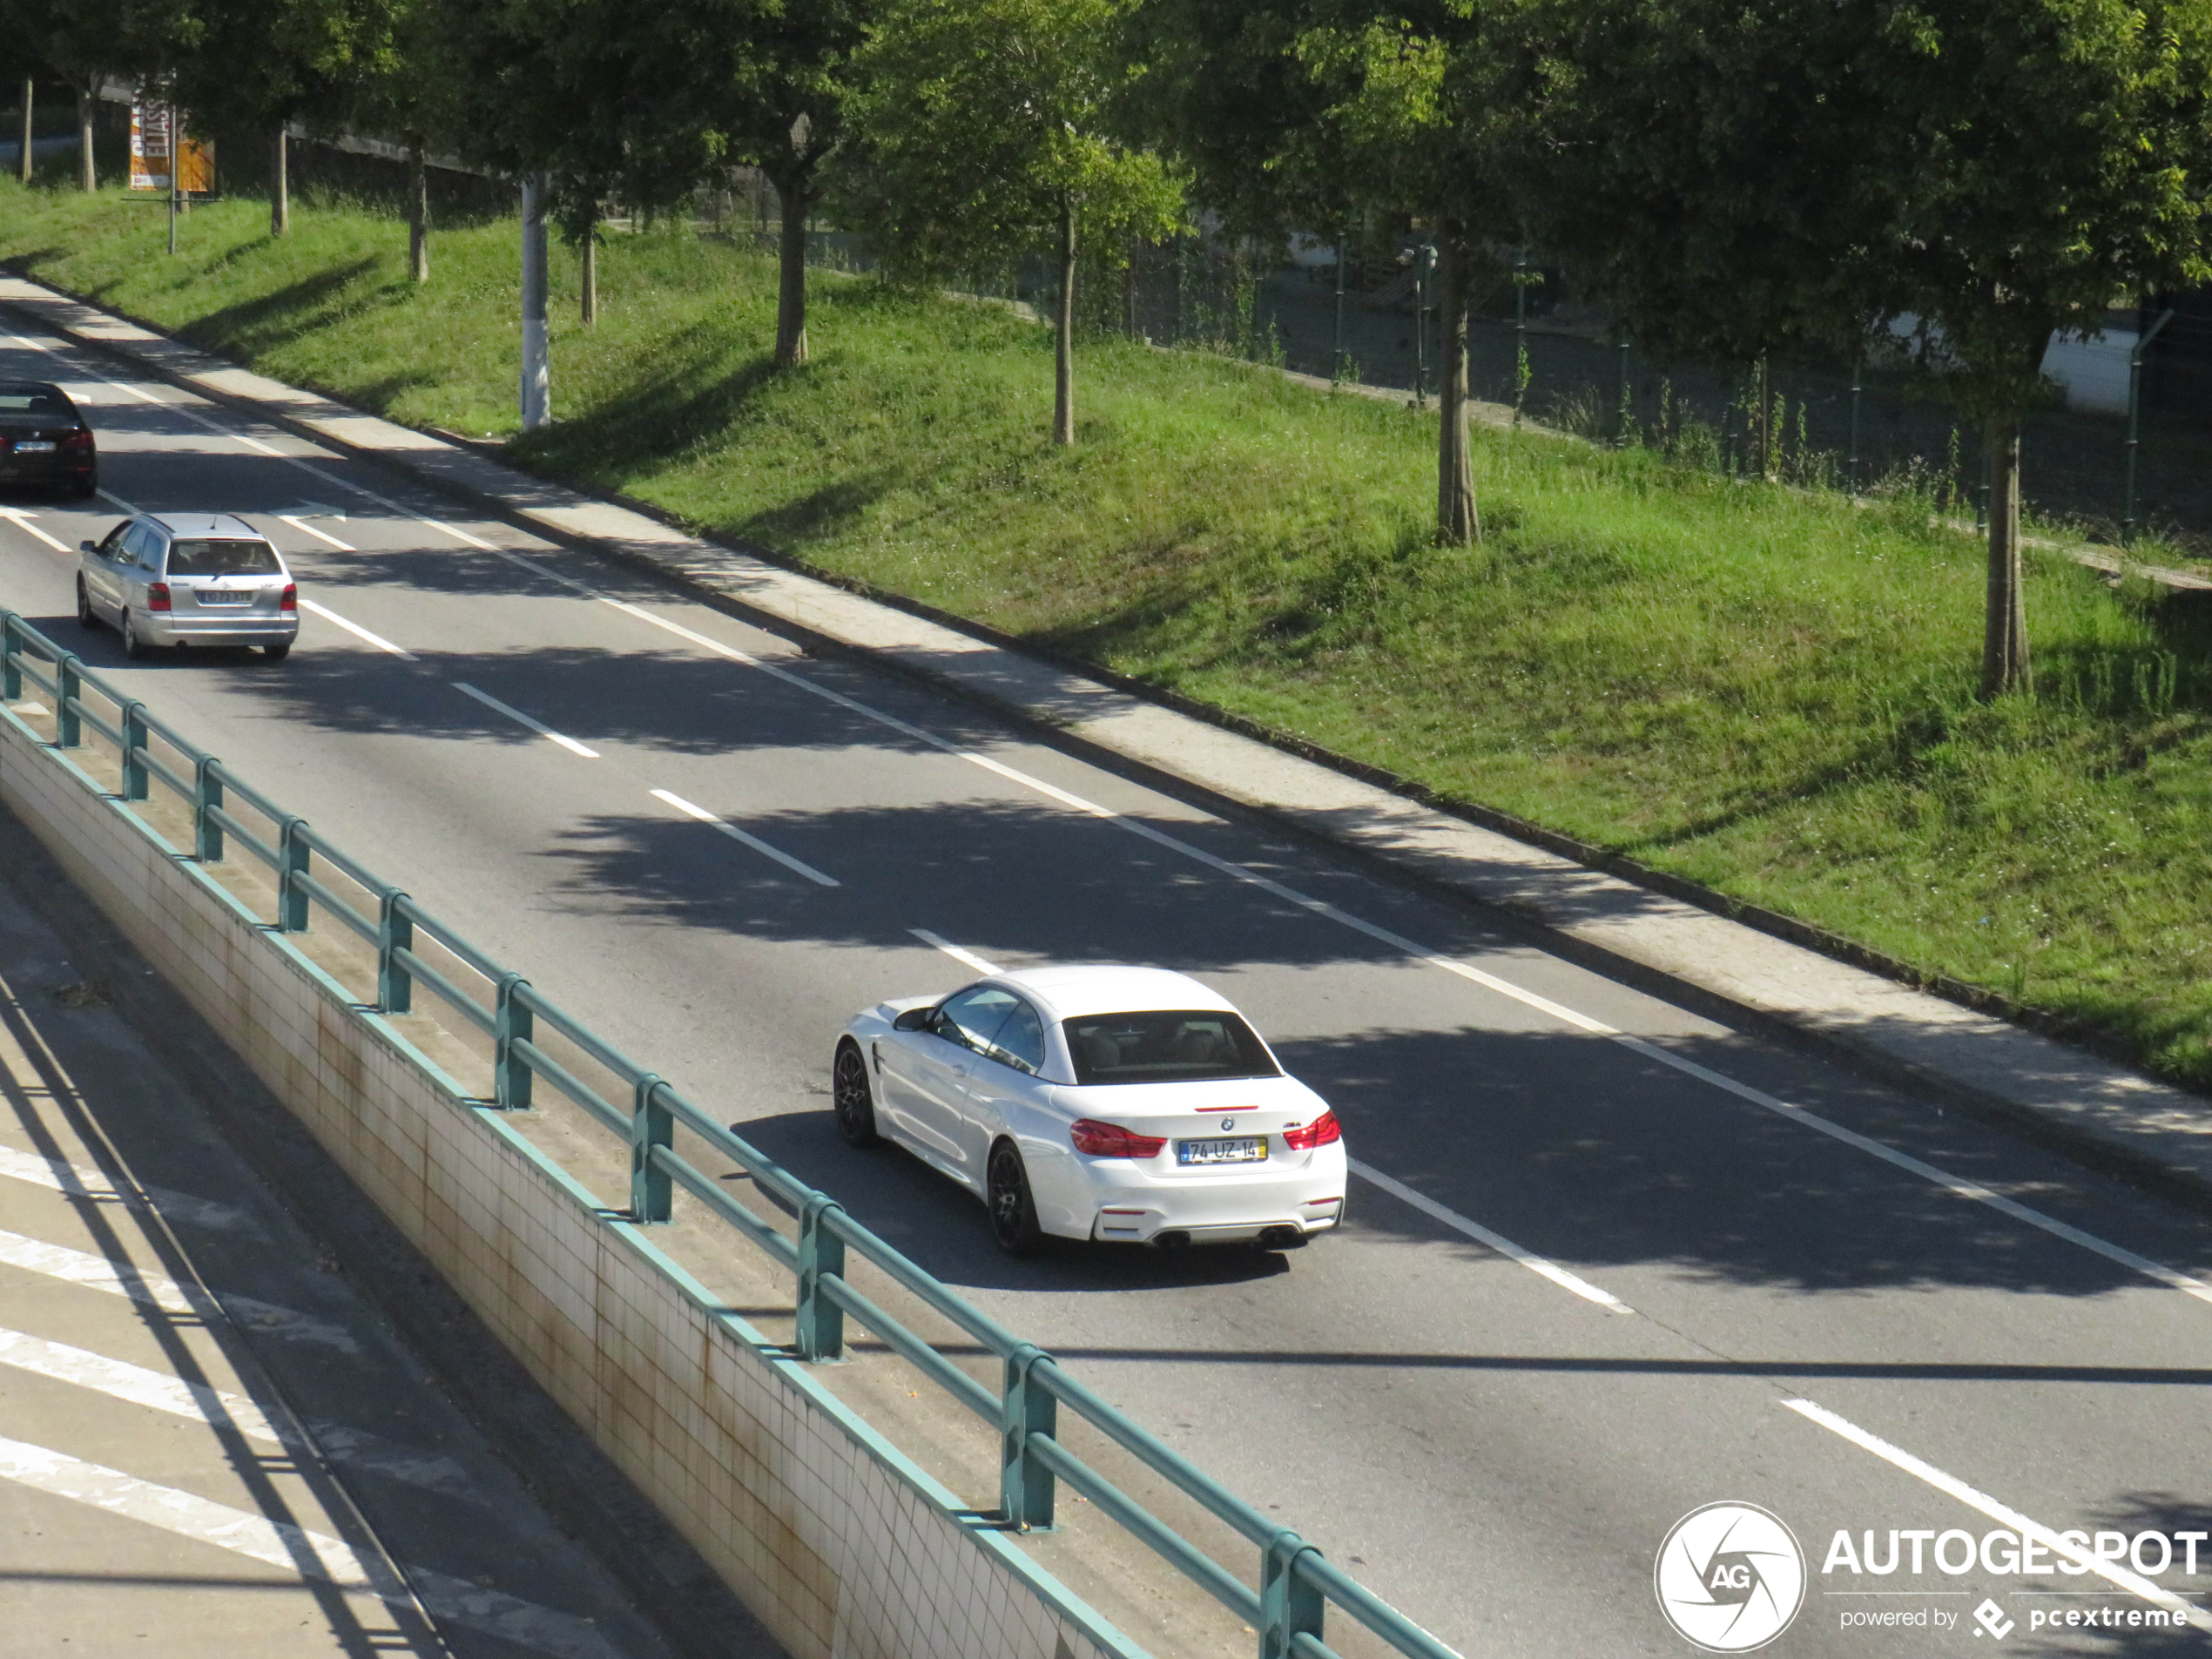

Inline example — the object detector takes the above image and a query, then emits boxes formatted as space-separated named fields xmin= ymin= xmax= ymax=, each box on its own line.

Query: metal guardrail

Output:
xmin=0 ymin=608 xmax=1461 ymax=1659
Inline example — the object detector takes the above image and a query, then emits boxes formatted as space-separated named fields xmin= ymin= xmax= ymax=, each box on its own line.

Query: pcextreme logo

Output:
xmin=1656 ymin=1501 xmax=1809 ymax=1652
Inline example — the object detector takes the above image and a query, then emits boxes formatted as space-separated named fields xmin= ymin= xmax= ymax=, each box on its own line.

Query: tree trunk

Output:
xmin=1435 ymin=233 xmax=1480 ymax=544
xmin=1980 ymin=414 xmax=2029 ymax=697
xmin=772 ymin=173 xmax=809 ymax=368
xmin=19 ymin=78 xmax=31 ymax=186
xmin=1053 ymin=192 xmax=1076 ymax=446
xmin=407 ymin=137 xmax=428 ymax=282
xmin=1755 ymin=355 xmax=1773 ymax=479
xmin=580 ymin=208 xmax=597 ymax=325
xmin=269 ymin=126 xmax=288 ymax=237
xmin=75 ymin=88 xmax=94 ymax=192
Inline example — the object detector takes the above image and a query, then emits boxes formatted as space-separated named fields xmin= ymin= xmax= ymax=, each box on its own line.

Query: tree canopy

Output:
xmin=839 ymin=0 xmax=1185 ymax=442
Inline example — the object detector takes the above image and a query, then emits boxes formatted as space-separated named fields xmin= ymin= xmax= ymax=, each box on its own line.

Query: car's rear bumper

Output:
xmin=142 ymin=615 xmax=297 ymax=647
xmin=1048 ymin=1145 xmax=1348 ymax=1244
xmin=0 ymin=457 xmax=93 ymax=485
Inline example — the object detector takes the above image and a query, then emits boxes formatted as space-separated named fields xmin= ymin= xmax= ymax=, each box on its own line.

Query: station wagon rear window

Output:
xmin=165 ymin=539 xmax=282 ymax=577
xmin=1062 ymin=1011 xmax=1278 ymax=1084
xmin=0 ymin=391 xmax=69 ymax=415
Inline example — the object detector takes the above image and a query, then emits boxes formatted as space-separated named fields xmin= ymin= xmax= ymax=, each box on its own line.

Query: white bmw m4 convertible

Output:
xmin=833 ymin=964 xmax=1346 ymax=1256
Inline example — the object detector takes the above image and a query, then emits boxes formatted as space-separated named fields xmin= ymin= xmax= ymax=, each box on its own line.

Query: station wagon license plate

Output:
xmin=12 ymin=440 xmax=54 ymax=453
xmin=197 ymin=591 xmax=253 ymax=606
xmin=1177 ymin=1136 xmax=1266 ymax=1166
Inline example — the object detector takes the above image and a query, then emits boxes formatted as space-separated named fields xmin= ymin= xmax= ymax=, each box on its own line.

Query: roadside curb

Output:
xmin=9 ymin=266 xmax=2212 ymax=1218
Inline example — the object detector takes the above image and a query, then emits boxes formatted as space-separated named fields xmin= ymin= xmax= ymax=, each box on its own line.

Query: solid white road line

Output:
xmin=24 ymin=314 xmax=2185 ymax=1310
xmin=278 ymin=513 xmax=355 ymax=551
xmin=648 ymin=788 xmax=839 ymax=886
xmin=0 ymin=1435 xmax=623 ymax=1659
xmin=907 ymin=928 xmax=1001 ymax=976
xmin=95 ymin=485 xmax=140 ymax=514
xmin=9 ymin=332 xmax=287 ymax=452
xmin=451 ymin=682 xmax=598 ymax=758
xmin=0 ymin=507 xmax=70 ymax=552
xmin=545 ymin=583 xmax=2212 ymax=1312
xmin=1349 ymin=1158 xmax=1636 ymax=1314
xmin=0 ymin=1226 xmax=359 ymax=1352
xmin=298 ymin=597 xmax=416 ymax=660
xmin=1783 ymin=1398 xmax=2212 ymax=1634
xmin=0 ymin=1141 xmax=258 ymax=1236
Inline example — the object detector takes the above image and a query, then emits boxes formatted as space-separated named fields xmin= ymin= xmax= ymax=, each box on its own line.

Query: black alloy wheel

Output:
xmin=987 ymin=1140 xmax=1043 ymax=1258
xmin=75 ymin=578 xmax=98 ymax=631
xmin=262 ymin=643 xmax=291 ymax=662
xmin=833 ymin=1042 xmax=880 ymax=1148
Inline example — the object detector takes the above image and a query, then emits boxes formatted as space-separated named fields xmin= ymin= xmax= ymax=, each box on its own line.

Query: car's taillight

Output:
xmin=1283 ymin=1111 xmax=1341 ymax=1150
xmin=146 ymin=583 xmax=172 ymax=612
xmin=64 ymin=428 xmax=94 ymax=451
xmin=279 ymin=583 xmax=297 ymax=613
xmin=1070 ymin=1119 xmax=1167 ymax=1158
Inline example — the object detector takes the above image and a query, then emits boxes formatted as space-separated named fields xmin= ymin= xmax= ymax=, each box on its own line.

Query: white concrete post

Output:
xmin=520 ymin=174 xmax=550 ymax=430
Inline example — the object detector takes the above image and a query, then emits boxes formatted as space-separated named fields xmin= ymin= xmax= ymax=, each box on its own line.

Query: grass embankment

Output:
xmin=4 ymin=181 xmax=2210 ymax=1087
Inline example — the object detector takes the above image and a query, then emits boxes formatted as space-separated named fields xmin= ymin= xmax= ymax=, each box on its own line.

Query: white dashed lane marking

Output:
xmin=650 ymin=788 xmax=839 ymax=887
xmin=1784 ymin=1398 xmax=2212 ymax=1635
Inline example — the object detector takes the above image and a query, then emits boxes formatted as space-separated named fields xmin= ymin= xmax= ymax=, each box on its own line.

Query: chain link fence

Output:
xmin=29 ymin=115 xmax=2204 ymax=553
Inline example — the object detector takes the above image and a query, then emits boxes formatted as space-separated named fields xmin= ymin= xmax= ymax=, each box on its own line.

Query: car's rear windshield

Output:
xmin=0 ymin=390 xmax=70 ymax=415
xmin=165 ymin=538 xmax=282 ymax=577
xmin=1062 ymin=1010 xmax=1279 ymax=1085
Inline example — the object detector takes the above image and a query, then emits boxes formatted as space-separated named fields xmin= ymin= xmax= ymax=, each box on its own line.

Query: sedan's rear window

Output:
xmin=0 ymin=390 xmax=70 ymax=415
xmin=1062 ymin=1011 xmax=1279 ymax=1084
xmin=165 ymin=538 xmax=282 ymax=577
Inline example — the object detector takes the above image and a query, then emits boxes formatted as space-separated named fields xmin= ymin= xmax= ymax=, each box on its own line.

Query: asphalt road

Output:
xmin=3 ymin=320 xmax=2211 ymax=1659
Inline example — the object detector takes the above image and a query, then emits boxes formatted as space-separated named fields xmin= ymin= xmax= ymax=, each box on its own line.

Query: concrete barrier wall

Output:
xmin=0 ymin=703 xmax=1137 ymax=1659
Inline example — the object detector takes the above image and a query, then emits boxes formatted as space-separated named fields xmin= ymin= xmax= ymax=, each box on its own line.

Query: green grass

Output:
xmin=7 ymin=180 xmax=2212 ymax=1088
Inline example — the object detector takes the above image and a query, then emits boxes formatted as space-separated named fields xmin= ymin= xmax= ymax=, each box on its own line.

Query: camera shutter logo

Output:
xmin=1655 ymin=1501 xmax=1807 ymax=1651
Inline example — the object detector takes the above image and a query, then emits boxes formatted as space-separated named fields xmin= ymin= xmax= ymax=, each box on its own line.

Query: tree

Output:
xmin=641 ymin=0 xmax=876 ymax=367
xmin=840 ymin=0 xmax=1184 ymax=442
xmin=169 ymin=0 xmax=401 ymax=235
xmin=1130 ymin=0 xmax=1553 ymax=541
xmin=0 ymin=0 xmax=162 ymax=191
xmin=1550 ymin=0 xmax=2212 ymax=695
xmin=347 ymin=0 xmax=452 ymax=281
xmin=438 ymin=0 xmax=681 ymax=320
xmin=1856 ymin=0 xmax=2212 ymax=695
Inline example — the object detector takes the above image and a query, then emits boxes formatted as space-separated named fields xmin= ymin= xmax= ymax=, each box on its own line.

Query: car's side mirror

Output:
xmin=78 ymin=541 xmax=96 ymax=555
xmin=893 ymin=1006 xmax=935 ymax=1032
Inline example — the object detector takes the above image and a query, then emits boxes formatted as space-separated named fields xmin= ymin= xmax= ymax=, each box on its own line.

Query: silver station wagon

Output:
xmin=77 ymin=513 xmax=298 ymax=660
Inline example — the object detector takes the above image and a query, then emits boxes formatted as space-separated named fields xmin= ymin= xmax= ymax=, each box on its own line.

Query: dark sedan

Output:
xmin=0 ymin=381 xmax=97 ymax=499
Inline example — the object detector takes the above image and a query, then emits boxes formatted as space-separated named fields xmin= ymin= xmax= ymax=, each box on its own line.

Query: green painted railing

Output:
xmin=0 ymin=609 xmax=1461 ymax=1659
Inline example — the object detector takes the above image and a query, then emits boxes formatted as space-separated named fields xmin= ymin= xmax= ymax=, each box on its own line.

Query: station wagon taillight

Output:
xmin=64 ymin=428 xmax=93 ymax=451
xmin=1069 ymin=1119 xmax=1167 ymax=1158
xmin=279 ymin=583 xmax=297 ymax=613
xmin=146 ymin=583 xmax=172 ymax=612
xmin=1282 ymin=1111 xmax=1341 ymax=1150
